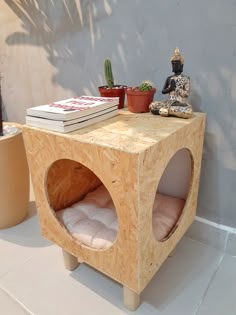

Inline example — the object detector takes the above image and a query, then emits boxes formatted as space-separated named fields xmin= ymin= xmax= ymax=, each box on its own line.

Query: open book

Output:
xmin=26 ymin=96 xmax=119 ymax=121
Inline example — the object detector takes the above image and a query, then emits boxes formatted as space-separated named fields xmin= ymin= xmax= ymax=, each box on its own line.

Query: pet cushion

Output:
xmin=56 ymin=185 xmax=185 ymax=249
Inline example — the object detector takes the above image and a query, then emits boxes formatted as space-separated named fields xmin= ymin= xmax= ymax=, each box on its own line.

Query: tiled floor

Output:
xmin=0 ymin=202 xmax=235 ymax=315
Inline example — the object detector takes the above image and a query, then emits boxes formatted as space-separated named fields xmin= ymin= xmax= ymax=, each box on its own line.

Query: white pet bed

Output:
xmin=57 ymin=185 xmax=185 ymax=250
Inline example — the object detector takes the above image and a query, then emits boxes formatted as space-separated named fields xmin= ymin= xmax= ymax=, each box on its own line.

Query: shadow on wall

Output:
xmin=4 ymin=0 xmax=117 ymax=94
xmin=193 ymin=66 xmax=236 ymax=225
xmin=4 ymin=0 xmax=236 ymax=226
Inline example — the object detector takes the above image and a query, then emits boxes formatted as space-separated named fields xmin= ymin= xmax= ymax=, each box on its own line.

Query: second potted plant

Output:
xmin=98 ymin=59 xmax=126 ymax=109
xmin=126 ymin=80 xmax=156 ymax=113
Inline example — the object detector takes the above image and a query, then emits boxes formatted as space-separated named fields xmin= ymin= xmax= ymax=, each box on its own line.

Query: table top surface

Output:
xmin=24 ymin=110 xmax=205 ymax=153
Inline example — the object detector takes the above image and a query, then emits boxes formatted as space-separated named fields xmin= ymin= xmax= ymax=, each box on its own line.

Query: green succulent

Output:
xmin=139 ymin=80 xmax=153 ymax=91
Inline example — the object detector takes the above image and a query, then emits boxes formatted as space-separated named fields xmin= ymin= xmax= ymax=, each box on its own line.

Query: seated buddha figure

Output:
xmin=149 ymin=47 xmax=193 ymax=119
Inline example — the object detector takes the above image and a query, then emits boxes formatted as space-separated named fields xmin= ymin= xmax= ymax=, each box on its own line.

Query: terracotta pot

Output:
xmin=126 ymin=88 xmax=156 ymax=113
xmin=0 ymin=123 xmax=29 ymax=229
xmin=98 ymin=85 xmax=127 ymax=109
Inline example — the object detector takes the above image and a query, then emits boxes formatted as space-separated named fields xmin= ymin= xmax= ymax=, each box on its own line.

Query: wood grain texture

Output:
xmin=23 ymin=110 xmax=206 ymax=294
xmin=46 ymin=159 xmax=102 ymax=211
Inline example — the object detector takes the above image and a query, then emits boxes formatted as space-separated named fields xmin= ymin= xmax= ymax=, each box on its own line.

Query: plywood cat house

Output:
xmin=23 ymin=111 xmax=205 ymax=310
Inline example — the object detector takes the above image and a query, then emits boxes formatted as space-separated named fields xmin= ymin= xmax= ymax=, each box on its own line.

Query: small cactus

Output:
xmin=104 ymin=58 xmax=114 ymax=89
xmin=139 ymin=80 xmax=153 ymax=91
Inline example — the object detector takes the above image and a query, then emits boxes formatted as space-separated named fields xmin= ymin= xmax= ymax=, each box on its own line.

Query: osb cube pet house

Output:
xmin=23 ymin=110 xmax=205 ymax=311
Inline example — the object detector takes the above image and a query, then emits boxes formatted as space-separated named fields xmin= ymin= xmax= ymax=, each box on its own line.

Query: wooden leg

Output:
xmin=123 ymin=286 xmax=140 ymax=311
xmin=62 ymin=249 xmax=79 ymax=271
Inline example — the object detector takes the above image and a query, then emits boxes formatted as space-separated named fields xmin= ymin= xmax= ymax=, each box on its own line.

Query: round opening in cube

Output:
xmin=152 ymin=148 xmax=193 ymax=242
xmin=45 ymin=159 xmax=118 ymax=250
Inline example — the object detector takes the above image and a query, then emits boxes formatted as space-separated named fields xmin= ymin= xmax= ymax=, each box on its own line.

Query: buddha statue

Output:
xmin=149 ymin=47 xmax=193 ymax=119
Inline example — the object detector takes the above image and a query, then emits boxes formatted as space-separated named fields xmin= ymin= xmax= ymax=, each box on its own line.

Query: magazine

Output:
xmin=26 ymin=96 xmax=119 ymax=121
xmin=25 ymin=108 xmax=118 ymax=133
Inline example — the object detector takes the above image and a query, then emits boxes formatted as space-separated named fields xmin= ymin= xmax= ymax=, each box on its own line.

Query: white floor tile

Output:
xmin=186 ymin=219 xmax=228 ymax=251
xmin=0 ymin=287 xmax=30 ymax=315
xmin=138 ymin=237 xmax=224 ymax=315
xmin=225 ymin=232 xmax=236 ymax=256
xmin=0 ymin=237 xmax=223 ymax=315
xmin=196 ymin=254 xmax=236 ymax=315
xmin=0 ymin=246 xmax=125 ymax=315
xmin=0 ymin=203 xmax=51 ymax=278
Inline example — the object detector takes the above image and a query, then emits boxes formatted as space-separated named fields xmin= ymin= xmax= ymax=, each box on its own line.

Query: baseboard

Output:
xmin=186 ymin=216 xmax=236 ymax=255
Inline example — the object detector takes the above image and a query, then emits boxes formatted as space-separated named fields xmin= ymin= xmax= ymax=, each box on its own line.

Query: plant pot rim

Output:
xmin=126 ymin=87 xmax=156 ymax=95
xmin=98 ymin=85 xmax=127 ymax=90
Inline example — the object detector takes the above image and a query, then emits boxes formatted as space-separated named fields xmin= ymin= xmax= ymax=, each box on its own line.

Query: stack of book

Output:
xmin=25 ymin=96 xmax=119 ymax=133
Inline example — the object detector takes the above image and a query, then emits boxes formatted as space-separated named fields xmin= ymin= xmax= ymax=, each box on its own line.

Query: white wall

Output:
xmin=0 ymin=0 xmax=235 ymax=227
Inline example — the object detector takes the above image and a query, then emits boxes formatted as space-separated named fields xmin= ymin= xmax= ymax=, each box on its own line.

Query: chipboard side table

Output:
xmin=23 ymin=110 xmax=205 ymax=310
